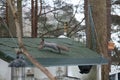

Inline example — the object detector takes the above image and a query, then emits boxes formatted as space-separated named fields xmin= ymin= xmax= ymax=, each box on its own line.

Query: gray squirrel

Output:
xmin=38 ymin=39 xmax=69 ymax=53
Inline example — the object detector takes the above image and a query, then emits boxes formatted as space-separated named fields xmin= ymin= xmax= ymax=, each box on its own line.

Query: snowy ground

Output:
xmin=111 ymin=31 xmax=120 ymax=50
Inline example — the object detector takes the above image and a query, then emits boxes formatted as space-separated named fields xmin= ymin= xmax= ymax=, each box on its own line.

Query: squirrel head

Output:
xmin=38 ymin=38 xmax=45 ymax=50
xmin=40 ymin=38 xmax=44 ymax=45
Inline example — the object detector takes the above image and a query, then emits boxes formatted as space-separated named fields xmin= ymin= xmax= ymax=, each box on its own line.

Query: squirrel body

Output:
xmin=38 ymin=39 xmax=69 ymax=53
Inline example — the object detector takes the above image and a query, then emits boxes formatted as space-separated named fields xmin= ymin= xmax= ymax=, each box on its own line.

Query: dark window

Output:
xmin=118 ymin=73 xmax=120 ymax=80
xmin=110 ymin=74 xmax=115 ymax=80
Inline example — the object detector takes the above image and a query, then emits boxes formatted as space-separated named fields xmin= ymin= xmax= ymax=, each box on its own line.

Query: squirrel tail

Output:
xmin=57 ymin=45 xmax=69 ymax=51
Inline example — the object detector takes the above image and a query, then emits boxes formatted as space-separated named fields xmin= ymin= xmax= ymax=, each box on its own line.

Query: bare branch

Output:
xmin=53 ymin=12 xmax=64 ymax=24
xmin=40 ymin=27 xmax=64 ymax=37
xmin=69 ymin=25 xmax=86 ymax=37
xmin=40 ymin=7 xmax=64 ymax=16
xmin=68 ymin=0 xmax=81 ymax=24
xmin=67 ymin=17 xmax=85 ymax=36
xmin=6 ymin=0 xmax=23 ymax=47
xmin=6 ymin=0 xmax=56 ymax=80
xmin=38 ymin=0 xmax=42 ymax=17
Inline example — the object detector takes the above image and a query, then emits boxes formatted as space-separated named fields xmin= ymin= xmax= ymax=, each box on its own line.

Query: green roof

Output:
xmin=0 ymin=38 xmax=108 ymax=66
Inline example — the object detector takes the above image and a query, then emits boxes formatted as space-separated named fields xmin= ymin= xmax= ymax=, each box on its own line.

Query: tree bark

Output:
xmin=106 ymin=0 xmax=111 ymax=39
xmin=6 ymin=0 xmax=16 ymax=37
xmin=38 ymin=0 xmax=42 ymax=17
xmin=35 ymin=0 xmax=38 ymax=37
xmin=17 ymin=0 xmax=23 ymax=37
xmin=6 ymin=0 xmax=56 ymax=80
xmin=85 ymin=0 xmax=110 ymax=80
xmin=31 ymin=0 xmax=38 ymax=37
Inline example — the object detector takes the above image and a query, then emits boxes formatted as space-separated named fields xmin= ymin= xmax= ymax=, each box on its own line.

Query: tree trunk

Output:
xmin=35 ymin=0 xmax=38 ymax=37
xmin=31 ymin=0 xmax=38 ymax=37
xmin=85 ymin=0 xmax=110 ymax=80
xmin=6 ymin=2 xmax=9 ymax=30
xmin=106 ymin=0 xmax=111 ymax=41
xmin=7 ymin=0 xmax=16 ymax=37
xmin=17 ymin=0 xmax=23 ymax=37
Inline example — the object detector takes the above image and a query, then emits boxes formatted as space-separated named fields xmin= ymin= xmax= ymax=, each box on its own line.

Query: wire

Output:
xmin=88 ymin=4 xmax=97 ymax=50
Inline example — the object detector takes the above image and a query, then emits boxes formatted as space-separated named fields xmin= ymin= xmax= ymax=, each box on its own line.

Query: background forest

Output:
xmin=0 ymin=0 xmax=120 ymax=38
xmin=0 ymin=0 xmax=84 ymax=38
xmin=0 ymin=0 xmax=119 ymax=44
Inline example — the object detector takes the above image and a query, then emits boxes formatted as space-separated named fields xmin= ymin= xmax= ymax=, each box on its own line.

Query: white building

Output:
xmin=0 ymin=58 xmax=103 ymax=80
xmin=109 ymin=65 xmax=120 ymax=80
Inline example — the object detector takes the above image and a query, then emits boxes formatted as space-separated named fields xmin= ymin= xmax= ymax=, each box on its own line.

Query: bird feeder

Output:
xmin=108 ymin=41 xmax=115 ymax=51
xmin=9 ymin=52 xmax=27 ymax=80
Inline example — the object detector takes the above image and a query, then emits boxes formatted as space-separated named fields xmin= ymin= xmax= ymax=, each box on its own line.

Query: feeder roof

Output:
xmin=0 ymin=38 xmax=108 ymax=66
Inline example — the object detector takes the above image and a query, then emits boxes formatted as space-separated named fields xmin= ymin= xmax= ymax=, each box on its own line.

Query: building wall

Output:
xmin=33 ymin=66 xmax=67 ymax=79
xmin=68 ymin=65 xmax=97 ymax=80
xmin=109 ymin=65 xmax=120 ymax=80
xmin=32 ymin=65 xmax=98 ymax=80
xmin=0 ymin=59 xmax=101 ymax=80
xmin=0 ymin=59 xmax=11 ymax=80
